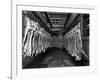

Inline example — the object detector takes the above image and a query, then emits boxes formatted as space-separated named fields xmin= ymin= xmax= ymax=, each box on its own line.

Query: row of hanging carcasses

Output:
xmin=64 ymin=23 xmax=87 ymax=60
xmin=23 ymin=16 xmax=87 ymax=61
xmin=23 ymin=17 xmax=52 ymax=57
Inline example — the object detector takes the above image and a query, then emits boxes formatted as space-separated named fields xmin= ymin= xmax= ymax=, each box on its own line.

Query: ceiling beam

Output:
xmin=31 ymin=12 xmax=51 ymax=33
xmin=49 ymin=17 xmax=66 ymax=20
xmin=35 ymin=12 xmax=47 ymax=25
xmin=64 ymin=13 xmax=78 ymax=29
xmin=51 ymin=27 xmax=64 ymax=29
xmin=44 ymin=12 xmax=53 ymax=28
xmin=48 ymin=14 xmax=67 ymax=18
xmin=51 ymin=22 xmax=65 ymax=25
xmin=51 ymin=20 xmax=65 ymax=22
xmin=64 ymin=14 xmax=80 ymax=34
xmin=50 ymin=28 xmax=64 ymax=31
xmin=64 ymin=13 xmax=71 ymax=28
xmin=52 ymin=24 xmax=64 ymax=27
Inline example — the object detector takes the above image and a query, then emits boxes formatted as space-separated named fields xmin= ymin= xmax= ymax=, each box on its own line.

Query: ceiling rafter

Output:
xmin=31 ymin=12 xmax=51 ymax=34
xmin=64 ymin=14 xmax=80 ymax=35
xmin=64 ymin=13 xmax=72 ymax=28
xmin=44 ymin=12 xmax=53 ymax=28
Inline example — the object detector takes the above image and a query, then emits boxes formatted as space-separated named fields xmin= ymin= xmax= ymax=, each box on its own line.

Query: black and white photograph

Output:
xmin=10 ymin=2 xmax=97 ymax=80
xmin=22 ymin=11 xmax=89 ymax=69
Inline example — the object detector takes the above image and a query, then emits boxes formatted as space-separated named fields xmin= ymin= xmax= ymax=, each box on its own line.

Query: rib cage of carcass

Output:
xmin=64 ymin=23 xmax=87 ymax=60
xmin=22 ymin=17 xmax=52 ymax=57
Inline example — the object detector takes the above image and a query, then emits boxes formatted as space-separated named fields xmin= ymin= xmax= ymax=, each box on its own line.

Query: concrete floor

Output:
xmin=23 ymin=47 xmax=89 ymax=69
